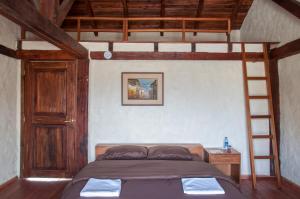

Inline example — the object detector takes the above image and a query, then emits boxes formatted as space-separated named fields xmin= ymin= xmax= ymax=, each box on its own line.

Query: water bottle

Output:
xmin=224 ymin=137 xmax=229 ymax=150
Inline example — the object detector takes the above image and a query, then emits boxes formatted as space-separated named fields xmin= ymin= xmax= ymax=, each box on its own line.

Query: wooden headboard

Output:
xmin=95 ymin=143 xmax=204 ymax=160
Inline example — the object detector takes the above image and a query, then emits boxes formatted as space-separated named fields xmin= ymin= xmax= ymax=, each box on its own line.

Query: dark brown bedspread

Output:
xmin=61 ymin=160 xmax=245 ymax=199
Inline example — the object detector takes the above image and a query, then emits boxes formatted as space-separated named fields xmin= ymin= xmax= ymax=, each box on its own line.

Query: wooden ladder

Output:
xmin=241 ymin=43 xmax=281 ymax=189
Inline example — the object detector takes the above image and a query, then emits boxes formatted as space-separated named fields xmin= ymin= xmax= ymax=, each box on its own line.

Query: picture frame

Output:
xmin=122 ymin=72 xmax=164 ymax=106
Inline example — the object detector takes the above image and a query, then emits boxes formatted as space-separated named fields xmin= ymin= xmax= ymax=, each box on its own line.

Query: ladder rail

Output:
xmin=262 ymin=43 xmax=282 ymax=187
xmin=241 ymin=43 xmax=257 ymax=188
xmin=242 ymin=43 xmax=282 ymax=189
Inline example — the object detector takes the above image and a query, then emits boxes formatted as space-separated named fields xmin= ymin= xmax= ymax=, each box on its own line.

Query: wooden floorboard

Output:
xmin=0 ymin=179 xmax=300 ymax=199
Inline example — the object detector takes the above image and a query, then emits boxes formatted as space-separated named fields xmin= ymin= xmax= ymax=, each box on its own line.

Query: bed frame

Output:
xmin=95 ymin=143 xmax=204 ymax=160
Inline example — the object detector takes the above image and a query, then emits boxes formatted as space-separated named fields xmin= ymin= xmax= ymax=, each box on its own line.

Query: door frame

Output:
xmin=20 ymin=56 xmax=89 ymax=177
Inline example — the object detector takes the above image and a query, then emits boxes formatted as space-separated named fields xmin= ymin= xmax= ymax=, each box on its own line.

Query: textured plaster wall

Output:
xmin=279 ymin=54 xmax=300 ymax=185
xmin=241 ymin=0 xmax=300 ymax=185
xmin=0 ymin=15 xmax=21 ymax=185
xmin=241 ymin=0 xmax=300 ymax=45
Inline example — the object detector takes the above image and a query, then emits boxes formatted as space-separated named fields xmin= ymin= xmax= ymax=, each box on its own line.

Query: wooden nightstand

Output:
xmin=204 ymin=148 xmax=241 ymax=184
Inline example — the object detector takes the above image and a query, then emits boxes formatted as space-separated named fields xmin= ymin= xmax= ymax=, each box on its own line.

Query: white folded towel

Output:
xmin=80 ymin=178 xmax=121 ymax=197
xmin=181 ymin=178 xmax=225 ymax=195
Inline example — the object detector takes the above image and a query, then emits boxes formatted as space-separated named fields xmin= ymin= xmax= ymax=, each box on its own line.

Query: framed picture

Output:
xmin=122 ymin=72 xmax=164 ymax=106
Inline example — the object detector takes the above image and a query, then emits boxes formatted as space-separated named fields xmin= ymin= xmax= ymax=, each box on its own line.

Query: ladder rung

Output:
xmin=254 ymin=155 xmax=274 ymax=159
xmin=249 ymin=95 xmax=269 ymax=99
xmin=252 ymin=135 xmax=273 ymax=139
xmin=247 ymin=77 xmax=267 ymax=80
xmin=251 ymin=115 xmax=271 ymax=119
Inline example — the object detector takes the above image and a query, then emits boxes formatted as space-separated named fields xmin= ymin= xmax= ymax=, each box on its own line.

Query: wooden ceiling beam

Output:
xmin=39 ymin=0 xmax=59 ymax=22
xmin=0 ymin=44 xmax=18 ymax=58
xmin=56 ymin=0 xmax=76 ymax=26
xmin=90 ymin=51 xmax=264 ymax=61
xmin=194 ymin=0 xmax=204 ymax=36
xmin=160 ymin=0 xmax=165 ymax=36
xmin=0 ymin=0 xmax=88 ymax=58
xmin=272 ymin=0 xmax=300 ymax=19
xmin=85 ymin=0 xmax=98 ymax=37
xmin=27 ymin=0 xmax=39 ymax=9
xmin=270 ymin=38 xmax=300 ymax=60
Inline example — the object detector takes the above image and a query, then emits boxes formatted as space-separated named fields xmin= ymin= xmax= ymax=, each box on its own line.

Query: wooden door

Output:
xmin=23 ymin=61 xmax=78 ymax=178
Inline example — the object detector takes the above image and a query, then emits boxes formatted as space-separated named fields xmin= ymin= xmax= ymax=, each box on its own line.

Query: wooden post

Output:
xmin=123 ymin=19 xmax=128 ymax=41
xmin=182 ymin=20 xmax=186 ymax=41
xmin=77 ymin=18 xmax=81 ymax=42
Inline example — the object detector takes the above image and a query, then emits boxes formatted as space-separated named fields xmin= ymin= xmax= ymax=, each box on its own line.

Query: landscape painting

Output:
xmin=128 ymin=78 xmax=158 ymax=100
xmin=122 ymin=72 xmax=164 ymax=106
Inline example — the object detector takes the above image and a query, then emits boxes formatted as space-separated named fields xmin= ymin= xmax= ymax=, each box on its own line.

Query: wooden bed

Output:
xmin=95 ymin=143 xmax=204 ymax=160
xmin=61 ymin=143 xmax=245 ymax=199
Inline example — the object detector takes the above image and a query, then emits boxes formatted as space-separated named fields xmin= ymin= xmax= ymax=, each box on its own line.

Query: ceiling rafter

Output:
xmin=272 ymin=0 xmax=300 ymax=19
xmin=160 ymin=0 xmax=165 ymax=36
xmin=27 ymin=0 xmax=39 ymax=9
xmin=56 ymin=0 xmax=76 ymax=26
xmin=39 ymin=0 xmax=60 ymax=22
xmin=0 ymin=0 xmax=88 ymax=58
xmin=85 ymin=0 xmax=99 ymax=37
xmin=194 ymin=0 xmax=204 ymax=36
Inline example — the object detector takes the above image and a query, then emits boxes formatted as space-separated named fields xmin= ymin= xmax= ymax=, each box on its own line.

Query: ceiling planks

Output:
xmin=62 ymin=0 xmax=254 ymax=31
xmin=272 ymin=0 xmax=300 ymax=19
xmin=0 ymin=0 xmax=88 ymax=58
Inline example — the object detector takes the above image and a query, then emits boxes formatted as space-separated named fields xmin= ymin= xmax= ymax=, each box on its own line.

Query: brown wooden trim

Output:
xmin=272 ymin=0 xmax=300 ymax=19
xmin=0 ymin=44 xmax=18 ymax=58
xmin=90 ymin=51 xmax=264 ymax=60
xmin=269 ymin=58 xmax=280 ymax=176
xmin=270 ymin=38 xmax=300 ymax=60
xmin=240 ymin=175 xmax=276 ymax=180
xmin=16 ymin=50 xmax=76 ymax=60
xmin=75 ymin=59 xmax=89 ymax=171
xmin=0 ymin=0 xmax=88 ymax=58
xmin=0 ymin=176 xmax=18 ymax=191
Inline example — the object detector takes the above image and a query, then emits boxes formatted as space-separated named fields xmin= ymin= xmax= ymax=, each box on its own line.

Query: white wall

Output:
xmin=279 ymin=54 xmax=300 ymax=185
xmin=0 ymin=15 xmax=21 ymax=185
xmin=241 ymin=0 xmax=300 ymax=185
xmin=241 ymin=0 xmax=300 ymax=45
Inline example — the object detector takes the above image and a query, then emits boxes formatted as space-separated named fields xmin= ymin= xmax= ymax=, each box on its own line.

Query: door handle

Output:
xmin=64 ymin=119 xmax=76 ymax=123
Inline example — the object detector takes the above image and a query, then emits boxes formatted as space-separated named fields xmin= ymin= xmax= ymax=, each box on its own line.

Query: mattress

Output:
xmin=61 ymin=158 xmax=245 ymax=199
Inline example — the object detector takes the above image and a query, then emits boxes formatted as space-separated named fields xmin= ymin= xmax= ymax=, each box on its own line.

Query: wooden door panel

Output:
xmin=23 ymin=61 xmax=78 ymax=178
xmin=34 ymin=69 xmax=67 ymax=116
xmin=32 ymin=125 xmax=67 ymax=170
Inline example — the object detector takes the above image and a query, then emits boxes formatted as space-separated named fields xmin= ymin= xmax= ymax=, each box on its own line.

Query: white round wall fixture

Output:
xmin=104 ymin=51 xmax=112 ymax=60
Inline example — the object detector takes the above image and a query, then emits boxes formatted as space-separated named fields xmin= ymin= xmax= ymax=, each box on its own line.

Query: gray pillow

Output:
xmin=103 ymin=145 xmax=148 ymax=160
xmin=148 ymin=146 xmax=193 ymax=160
